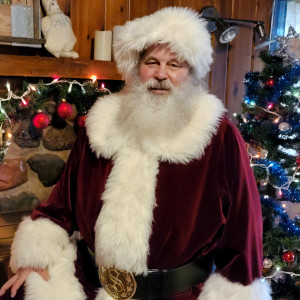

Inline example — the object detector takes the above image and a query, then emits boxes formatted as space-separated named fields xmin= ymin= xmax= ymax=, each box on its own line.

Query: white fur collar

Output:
xmin=87 ymin=88 xmax=226 ymax=275
xmin=86 ymin=89 xmax=226 ymax=163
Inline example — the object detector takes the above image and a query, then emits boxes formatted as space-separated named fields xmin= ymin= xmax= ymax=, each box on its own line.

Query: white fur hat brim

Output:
xmin=113 ymin=7 xmax=213 ymax=81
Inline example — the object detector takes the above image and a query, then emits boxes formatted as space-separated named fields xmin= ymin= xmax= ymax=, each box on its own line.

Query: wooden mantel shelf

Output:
xmin=0 ymin=54 xmax=123 ymax=80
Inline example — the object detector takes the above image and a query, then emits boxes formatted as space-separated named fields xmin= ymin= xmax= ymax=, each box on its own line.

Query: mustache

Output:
xmin=145 ymin=79 xmax=174 ymax=91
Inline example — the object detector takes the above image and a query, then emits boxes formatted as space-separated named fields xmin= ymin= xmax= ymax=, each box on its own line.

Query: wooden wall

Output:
xmin=57 ymin=0 xmax=274 ymax=118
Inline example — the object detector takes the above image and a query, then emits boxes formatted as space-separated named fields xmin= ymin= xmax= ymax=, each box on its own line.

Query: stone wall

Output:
xmin=0 ymin=118 xmax=77 ymax=215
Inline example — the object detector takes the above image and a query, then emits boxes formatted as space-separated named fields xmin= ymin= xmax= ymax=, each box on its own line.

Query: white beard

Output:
xmin=117 ymin=76 xmax=203 ymax=141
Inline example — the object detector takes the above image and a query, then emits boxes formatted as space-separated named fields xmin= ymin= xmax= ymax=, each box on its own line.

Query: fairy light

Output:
xmin=255 ymin=105 xmax=282 ymax=123
xmin=264 ymin=268 xmax=300 ymax=280
xmin=248 ymin=151 xmax=300 ymax=193
xmin=274 ymin=117 xmax=281 ymax=123
xmin=91 ymin=75 xmax=97 ymax=83
xmin=6 ymin=82 xmax=11 ymax=92
xmin=21 ymin=98 xmax=28 ymax=107
xmin=52 ymin=76 xmax=60 ymax=83
xmin=29 ymin=84 xmax=37 ymax=92
xmin=68 ymin=83 xmax=73 ymax=93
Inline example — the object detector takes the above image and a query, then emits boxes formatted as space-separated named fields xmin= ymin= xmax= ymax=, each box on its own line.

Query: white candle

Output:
xmin=94 ymin=30 xmax=112 ymax=61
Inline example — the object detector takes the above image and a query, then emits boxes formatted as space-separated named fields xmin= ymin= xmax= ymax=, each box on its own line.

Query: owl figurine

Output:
xmin=41 ymin=0 xmax=79 ymax=58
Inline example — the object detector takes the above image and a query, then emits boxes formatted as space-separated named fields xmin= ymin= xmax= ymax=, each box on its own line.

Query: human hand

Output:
xmin=0 ymin=268 xmax=49 ymax=298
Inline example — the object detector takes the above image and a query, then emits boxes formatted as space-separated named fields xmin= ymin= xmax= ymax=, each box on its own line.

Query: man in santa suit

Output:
xmin=0 ymin=7 xmax=271 ymax=300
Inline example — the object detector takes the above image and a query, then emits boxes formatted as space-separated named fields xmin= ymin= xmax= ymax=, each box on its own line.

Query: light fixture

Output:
xmin=215 ymin=19 xmax=239 ymax=43
xmin=199 ymin=6 xmax=274 ymax=48
xmin=254 ymin=22 xmax=274 ymax=49
xmin=199 ymin=7 xmax=239 ymax=44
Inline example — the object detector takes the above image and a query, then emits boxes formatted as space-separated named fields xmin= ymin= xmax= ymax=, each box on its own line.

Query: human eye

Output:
xmin=168 ymin=61 xmax=180 ymax=69
xmin=145 ymin=60 xmax=157 ymax=66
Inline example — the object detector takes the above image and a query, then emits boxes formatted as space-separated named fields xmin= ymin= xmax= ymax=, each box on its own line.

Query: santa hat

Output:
xmin=113 ymin=7 xmax=213 ymax=81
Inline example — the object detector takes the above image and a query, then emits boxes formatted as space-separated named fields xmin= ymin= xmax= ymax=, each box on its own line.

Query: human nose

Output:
xmin=153 ymin=64 xmax=167 ymax=81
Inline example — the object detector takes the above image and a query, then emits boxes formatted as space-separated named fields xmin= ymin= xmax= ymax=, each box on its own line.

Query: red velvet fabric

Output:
xmin=28 ymin=117 xmax=263 ymax=299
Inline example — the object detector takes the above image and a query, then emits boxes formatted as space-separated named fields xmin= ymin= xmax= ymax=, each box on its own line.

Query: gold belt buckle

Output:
xmin=99 ymin=265 xmax=137 ymax=300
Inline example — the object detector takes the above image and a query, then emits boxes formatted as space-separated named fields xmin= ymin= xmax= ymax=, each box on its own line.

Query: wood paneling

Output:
xmin=0 ymin=5 xmax=11 ymax=37
xmin=252 ymin=0 xmax=273 ymax=72
xmin=225 ymin=0 xmax=257 ymax=119
xmin=57 ymin=0 xmax=71 ymax=16
xmin=157 ymin=0 xmax=182 ymax=9
xmin=209 ymin=0 xmax=233 ymax=102
xmin=105 ymin=0 xmax=129 ymax=29
xmin=130 ymin=0 xmax=157 ymax=19
xmin=71 ymin=0 xmax=105 ymax=59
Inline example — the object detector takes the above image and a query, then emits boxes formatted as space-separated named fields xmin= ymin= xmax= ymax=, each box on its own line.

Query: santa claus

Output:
xmin=0 ymin=7 xmax=271 ymax=300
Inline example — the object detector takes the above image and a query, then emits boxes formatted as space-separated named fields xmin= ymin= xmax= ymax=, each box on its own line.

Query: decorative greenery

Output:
xmin=236 ymin=48 xmax=300 ymax=296
xmin=0 ymin=78 xmax=111 ymax=163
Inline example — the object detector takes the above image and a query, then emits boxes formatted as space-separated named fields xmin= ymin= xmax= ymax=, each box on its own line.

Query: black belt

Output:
xmin=77 ymin=240 xmax=213 ymax=299
xmin=133 ymin=256 xmax=213 ymax=299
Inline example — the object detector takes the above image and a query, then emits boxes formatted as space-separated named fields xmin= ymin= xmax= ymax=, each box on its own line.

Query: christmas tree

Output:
xmin=236 ymin=27 xmax=300 ymax=298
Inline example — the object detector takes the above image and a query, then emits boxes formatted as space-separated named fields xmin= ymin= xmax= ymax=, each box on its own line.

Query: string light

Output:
xmin=0 ymin=76 xmax=110 ymax=163
xmin=91 ymin=75 xmax=97 ymax=83
xmin=264 ymin=268 xmax=300 ymax=280
xmin=248 ymin=151 xmax=300 ymax=197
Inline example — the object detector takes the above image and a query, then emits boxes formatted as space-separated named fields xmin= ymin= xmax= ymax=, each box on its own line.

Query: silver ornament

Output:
xmin=263 ymin=258 xmax=273 ymax=269
xmin=278 ymin=122 xmax=291 ymax=132
xmin=275 ymin=26 xmax=300 ymax=66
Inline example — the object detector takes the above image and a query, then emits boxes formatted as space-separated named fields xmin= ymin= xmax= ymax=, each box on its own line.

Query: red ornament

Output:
xmin=265 ymin=78 xmax=275 ymax=88
xmin=32 ymin=112 xmax=50 ymax=129
xmin=297 ymin=157 xmax=300 ymax=166
xmin=57 ymin=101 xmax=73 ymax=119
xmin=282 ymin=251 xmax=295 ymax=263
xmin=77 ymin=115 xmax=86 ymax=128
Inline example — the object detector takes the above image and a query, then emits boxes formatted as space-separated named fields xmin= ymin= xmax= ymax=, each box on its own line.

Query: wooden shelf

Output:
xmin=0 ymin=54 xmax=123 ymax=80
xmin=0 ymin=36 xmax=46 ymax=44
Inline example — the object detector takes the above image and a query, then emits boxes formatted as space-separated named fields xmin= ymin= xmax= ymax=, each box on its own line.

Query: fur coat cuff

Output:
xmin=198 ymin=273 xmax=271 ymax=300
xmin=10 ymin=216 xmax=71 ymax=273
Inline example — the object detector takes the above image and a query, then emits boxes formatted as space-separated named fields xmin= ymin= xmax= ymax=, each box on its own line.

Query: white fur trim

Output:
xmin=198 ymin=273 xmax=272 ymax=300
xmin=24 ymin=243 xmax=86 ymax=300
xmin=86 ymin=90 xmax=226 ymax=164
xmin=113 ymin=7 xmax=212 ymax=80
xmin=94 ymin=148 xmax=159 ymax=274
xmin=10 ymin=217 xmax=71 ymax=273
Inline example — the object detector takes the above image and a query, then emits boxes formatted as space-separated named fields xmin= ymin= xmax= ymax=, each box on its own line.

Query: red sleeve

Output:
xmin=215 ymin=119 xmax=263 ymax=285
xmin=30 ymin=129 xmax=88 ymax=235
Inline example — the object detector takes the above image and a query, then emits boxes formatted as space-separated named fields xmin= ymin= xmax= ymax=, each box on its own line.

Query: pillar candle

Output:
xmin=94 ymin=30 xmax=112 ymax=61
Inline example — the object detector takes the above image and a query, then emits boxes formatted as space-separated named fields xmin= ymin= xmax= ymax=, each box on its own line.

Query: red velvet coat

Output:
xmin=30 ymin=117 xmax=263 ymax=299
xmin=2 ymin=90 xmax=269 ymax=300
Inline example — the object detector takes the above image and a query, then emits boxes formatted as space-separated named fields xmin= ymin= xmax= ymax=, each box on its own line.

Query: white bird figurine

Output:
xmin=41 ymin=0 xmax=79 ymax=58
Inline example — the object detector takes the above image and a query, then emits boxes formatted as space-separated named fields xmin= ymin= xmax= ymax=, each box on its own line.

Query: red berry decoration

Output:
xmin=265 ymin=78 xmax=275 ymax=88
xmin=57 ymin=101 xmax=73 ymax=119
xmin=297 ymin=157 xmax=300 ymax=166
xmin=77 ymin=115 xmax=86 ymax=128
xmin=282 ymin=251 xmax=295 ymax=263
xmin=32 ymin=112 xmax=50 ymax=129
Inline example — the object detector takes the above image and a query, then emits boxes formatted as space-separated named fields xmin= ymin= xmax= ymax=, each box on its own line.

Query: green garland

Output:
xmin=0 ymin=79 xmax=110 ymax=163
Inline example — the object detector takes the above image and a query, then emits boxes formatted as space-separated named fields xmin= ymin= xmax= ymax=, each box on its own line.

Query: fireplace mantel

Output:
xmin=0 ymin=54 xmax=123 ymax=80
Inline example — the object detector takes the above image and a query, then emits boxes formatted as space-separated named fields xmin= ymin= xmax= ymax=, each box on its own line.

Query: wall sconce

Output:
xmin=199 ymin=6 xmax=274 ymax=48
xmin=254 ymin=22 xmax=274 ymax=49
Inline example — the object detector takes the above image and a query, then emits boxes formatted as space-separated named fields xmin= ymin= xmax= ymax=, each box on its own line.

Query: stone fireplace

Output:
xmin=0 ymin=115 xmax=76 ymax=285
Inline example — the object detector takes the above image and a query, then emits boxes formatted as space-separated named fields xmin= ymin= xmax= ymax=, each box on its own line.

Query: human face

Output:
xmin=138 ymin=44 xmax=190 ymax=95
